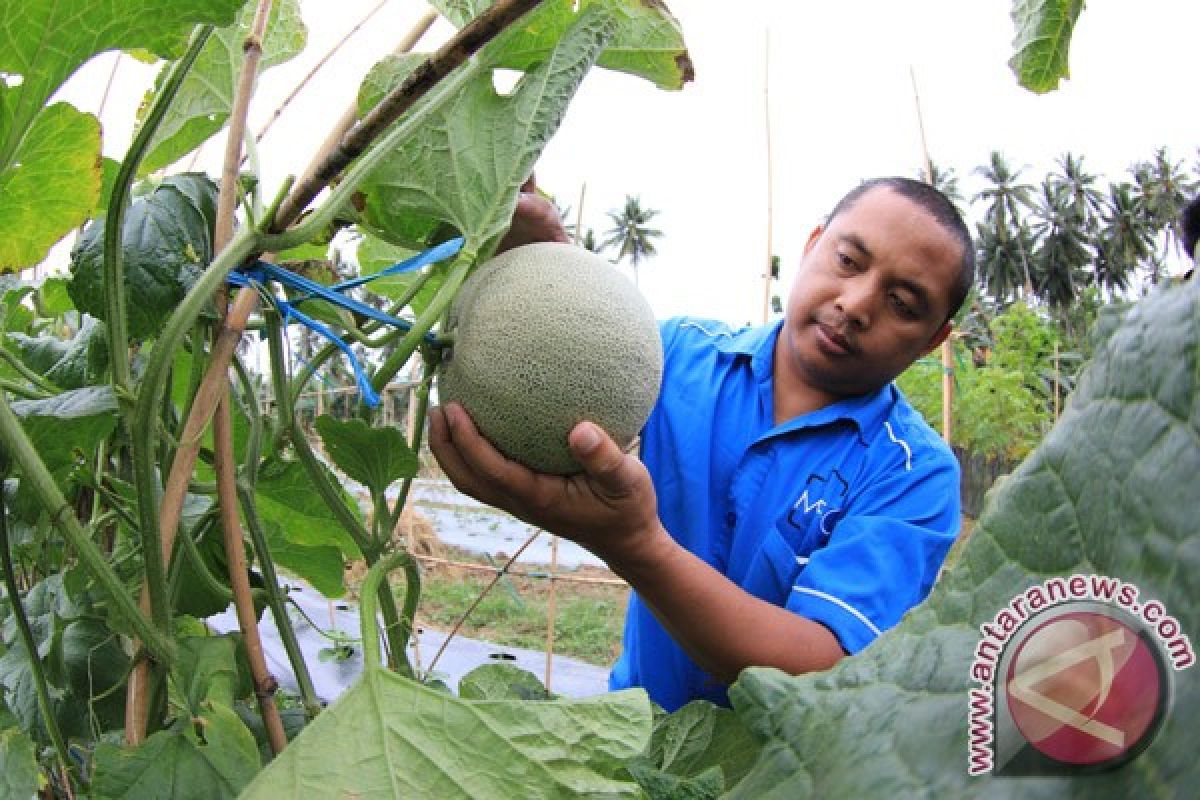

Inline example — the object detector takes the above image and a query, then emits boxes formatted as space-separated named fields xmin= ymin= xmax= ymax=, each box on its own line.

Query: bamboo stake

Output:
xmin=760 ymin=28 xmax=775 ymax=325
xmin=272 ymin=0 xmax=542 ymax=230
xmin=909 ymin=66 xmax=954 ymax=445
xmin=544 ymin=534 xmax=559 ymax=692
xmin=213 ymin=0 xmax=288 ymax=756
xmin=255 ymin=0 xmax=393 ymax=144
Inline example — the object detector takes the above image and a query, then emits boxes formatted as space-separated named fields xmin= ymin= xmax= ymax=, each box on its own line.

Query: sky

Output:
xmin=55 ymin=1 xmax=1200 ymax=326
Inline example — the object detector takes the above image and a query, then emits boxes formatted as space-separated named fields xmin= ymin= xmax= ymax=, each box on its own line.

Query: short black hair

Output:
xmin=827 ymin=177 xmax=975 ymax=322
xmin=1181 ymin=194 xmax=1200 ymax=261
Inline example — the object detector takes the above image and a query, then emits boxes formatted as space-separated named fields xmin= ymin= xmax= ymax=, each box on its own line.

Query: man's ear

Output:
xmin=803 ymin=224 xmax=824 ymax=256
xmin=922 ymin=322 xmax=952 ymax=355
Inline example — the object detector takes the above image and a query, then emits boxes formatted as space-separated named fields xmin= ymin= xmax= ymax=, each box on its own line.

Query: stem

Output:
xmin=0 ymin=348 xmax=60 ymax=395
xmin=0 ymin=396 xmax=173 ymax=664
xmin=0 ymin=378 xmax=50 ymax=400
xmin=105 ymin=24 xmax=214 ymax=401
xmin=370 ymin=254 xmax=472 ymax=394
xmin=236 ymin=484 xmax=322 ymax=717
xmin=0 ymin=486 xmax=78 ymax=789
xmin=357 ymin=551 xmax=420 ymax=675
xmin=263 ymin=310 xmax=372 ymax=556
xmin=388 ymin=358 xmax=436 ymax=534
xmin=271 ymin=0 xmax=541 ymax=231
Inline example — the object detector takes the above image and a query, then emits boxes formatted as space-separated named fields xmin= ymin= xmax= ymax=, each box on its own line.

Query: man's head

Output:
xmin=777 ymin=178 xmax=975 ymax=402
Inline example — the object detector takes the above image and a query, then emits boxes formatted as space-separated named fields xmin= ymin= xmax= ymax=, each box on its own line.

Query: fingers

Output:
xmin=568 ymin=422 xmax=644 ymax=497
xmin=429 ymin=403 xmax=534 ymax=507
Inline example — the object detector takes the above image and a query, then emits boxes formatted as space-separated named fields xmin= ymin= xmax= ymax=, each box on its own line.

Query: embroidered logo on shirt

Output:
xmin=787 ymin=469 xmax=849 ymax=536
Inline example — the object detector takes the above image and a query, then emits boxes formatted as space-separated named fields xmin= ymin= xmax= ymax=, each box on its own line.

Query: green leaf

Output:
xmin=254 ymin=458 xmax=360 ymax=560
xmin=241 ymin=667 xmax=652 ymax=798
xmin=91 ymin=703 xmax=261 ymax=800
xmin=1008 ymin=0 xmax=1086 ymax=93
xmin=169 ymin=636 xmax=240 ymax=714
xmin=35 ymin=276 xmax=75 ymax=317
xmin=458 ymin=663 xmax=554 ymax=701
xmin=44 ymin=315 xmax=109 ymax=390
xmin=0 ymin=0 xmax=248 ymax=270
xmin=698 ymin=280 xmax=1200 ymax=796
xmin=0 ymin=711 xmax=39 ymax=800
xmin=68 ymin=174 xmax=218 ymax=340
xmin=432 ymin=0 xmax=693 ymax=90
xmin=261 ymin=518 xmax=345 ymax=598
xmin=313 ymin=415 xmax=417 ymax=498
xmin=11 ymin=386 xmax=118 ymax=517
xmin=0 ymin=103 xmax=101 ymax=273
xmin=357 ymin=3 xmax=619 ymax=257
xmin=58 ymin=617 xmax=128 ymax=734
xmin=139 ymin=0 xmax=308 ymax=175
xmin=633 ymin=700 xmax=759 ymax=792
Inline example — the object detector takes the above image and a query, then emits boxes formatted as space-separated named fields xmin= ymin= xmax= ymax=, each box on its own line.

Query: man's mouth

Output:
xmin=814 ymin=320 xmax=856 ymax=357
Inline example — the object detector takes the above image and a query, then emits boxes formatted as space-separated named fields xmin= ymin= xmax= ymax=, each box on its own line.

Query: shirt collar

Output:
xmin=725 ymin=318 xmax=898 ymax=436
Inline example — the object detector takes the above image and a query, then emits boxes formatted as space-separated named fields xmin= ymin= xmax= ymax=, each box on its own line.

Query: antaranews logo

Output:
xmin=967 ymin=574 xmax=1194 ymax=776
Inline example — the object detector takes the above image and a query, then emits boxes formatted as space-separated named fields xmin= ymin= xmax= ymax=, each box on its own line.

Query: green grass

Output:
xmin=412 ymin=557 xmax=628 ymax=667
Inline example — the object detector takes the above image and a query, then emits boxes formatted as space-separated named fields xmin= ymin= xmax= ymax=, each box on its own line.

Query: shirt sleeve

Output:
xmin=787 ymin=445 xmax=961 ymax=654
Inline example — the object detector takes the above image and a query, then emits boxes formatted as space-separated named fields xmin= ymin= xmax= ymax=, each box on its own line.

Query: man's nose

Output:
xmin=834 ymin=276 xmax=874 ymax=330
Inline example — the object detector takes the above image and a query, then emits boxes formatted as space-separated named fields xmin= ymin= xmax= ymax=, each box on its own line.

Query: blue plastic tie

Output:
xmin=227 ymin=236 xmax=465 ymax=409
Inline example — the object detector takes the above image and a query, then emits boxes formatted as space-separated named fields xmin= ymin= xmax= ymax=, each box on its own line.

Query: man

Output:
xmin=430 ymin=177 xmax=974 ymax=711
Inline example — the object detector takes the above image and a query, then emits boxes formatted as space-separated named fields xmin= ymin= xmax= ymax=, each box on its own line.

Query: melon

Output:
xmin=438 ymin=242 xmax=663 ymax=475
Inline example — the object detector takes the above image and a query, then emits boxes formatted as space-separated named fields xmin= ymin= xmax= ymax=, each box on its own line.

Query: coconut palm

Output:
xmin=974 ymin=218 xmax=1038 ymax=307
xmin=1094 ymin=182 xmax=1154 ymax=297
xmin=602 ymin=195 xmax=663 ymax=286
xmin=1052 ymin=152 xmax=1105 ymax=237
xmin=974 ymin=152 xmax=1036 ymax=301
xmin=1031 ymin=178 xmax=1091 ymax=328
xmin=919 ymin=161 xmax=965 ymax=214
xmin=1131 ymin=148 xmax=1197 ymax=272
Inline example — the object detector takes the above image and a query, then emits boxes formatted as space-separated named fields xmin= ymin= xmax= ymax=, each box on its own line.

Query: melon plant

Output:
xmin=439 ymin=242 xmax=663 ymax=474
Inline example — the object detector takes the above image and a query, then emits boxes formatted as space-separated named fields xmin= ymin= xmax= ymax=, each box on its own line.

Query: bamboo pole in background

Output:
xmin=760 ymin=29 xmax=775 ymax=324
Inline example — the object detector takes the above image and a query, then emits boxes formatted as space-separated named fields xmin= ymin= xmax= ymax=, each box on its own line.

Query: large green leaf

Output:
xmin=91 ymin=703 xmax=261 ymax=800
xmin=0 ymin=711 xmax=39 ymax=800
xmin=240 ymin=668 xmax=652 ymax=798
xmin=357 ymin=2 xmax=619 ymax=257
xmin=261 ymin=518 xmax=345 ymax=599
xmin=0 ymin=103 xmax=101 ymax=272
xmin=68 ymin=175 xmax=218 ymax=340
xmin=313 ymin=415 xmax=417 ymax=498
xmin=1009 ymin=0 xmax=1086 ymax=93
xmin=432 ymin=0 xmax=693 ymax=90
xmin=693 ymin=280 xmax=1200 ymax=796
xmin=11 ymin=386 xmax=118 ymax=519
xmin=91 ymin=635 xmax=261 ymax=800
xmin=140 ymin=0 xmax=308 ymax=175
xmin=254 ymin=457 xmax=359 ymax=560
xmin=43 ymin=315 xmax=109 ymax=390
xmin=0 ymin=0 xmax=247 ymax=270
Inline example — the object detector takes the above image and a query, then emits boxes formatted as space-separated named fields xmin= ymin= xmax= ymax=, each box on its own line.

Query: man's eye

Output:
xmin=889 ymin=293 xmax=918 ymax=318
xmin=836 ymin=252 xmax=858 ymax=271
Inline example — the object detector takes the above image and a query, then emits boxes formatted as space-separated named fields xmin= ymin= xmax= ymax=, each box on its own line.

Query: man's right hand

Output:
xmin=496 ymin=177 xmax=570 ymax=253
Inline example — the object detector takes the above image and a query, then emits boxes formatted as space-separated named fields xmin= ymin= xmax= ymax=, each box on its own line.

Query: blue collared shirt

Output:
xmin=609 ymin=316 xmax=961 ymax=711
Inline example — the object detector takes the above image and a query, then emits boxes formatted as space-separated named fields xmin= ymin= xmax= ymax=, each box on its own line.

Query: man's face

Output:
xmin=779 ymin=186 xmax=961 ymax=399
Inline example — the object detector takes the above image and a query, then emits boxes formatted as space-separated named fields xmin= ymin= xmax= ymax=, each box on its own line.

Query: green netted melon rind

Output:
xmin=439 ymin=242 xmax=663 ymax=475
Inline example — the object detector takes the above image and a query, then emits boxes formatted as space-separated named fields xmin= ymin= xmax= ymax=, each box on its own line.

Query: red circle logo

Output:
xmin=1005 ymin=609 xmax=1167 ymax=768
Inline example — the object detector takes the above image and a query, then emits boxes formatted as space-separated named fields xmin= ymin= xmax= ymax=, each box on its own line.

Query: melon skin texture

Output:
xmin=438 ymin=242 xmax=663 ymax=475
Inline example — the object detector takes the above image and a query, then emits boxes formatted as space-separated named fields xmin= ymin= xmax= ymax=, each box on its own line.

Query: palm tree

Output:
xmin=1030 ymin=178 xmax=1091 ymax=330
xmin=974 ymin=152 xmax=1036 ymax=301
xmin=1052 ymin=152 xmax=1105 ymax=237
xmin=1094 ymin=182 xmax=1155 ymax=297
xmin=602 ymin=195 xmax=663 ymax=286
xmin=919 ymin=161 xmax=964 ymax=210
xmin=974 ymin=218 xmax=1038 ymax=307
xmin=1131 ymin=148 xmax=1198 ymax=275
